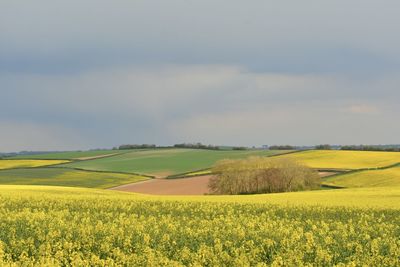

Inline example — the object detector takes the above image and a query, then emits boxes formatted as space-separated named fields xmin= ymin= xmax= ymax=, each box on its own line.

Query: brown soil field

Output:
xmin=110 ymin=175 xmax=213 ymax=195
xmin=110 ymin=172 xmax=335 ymax=195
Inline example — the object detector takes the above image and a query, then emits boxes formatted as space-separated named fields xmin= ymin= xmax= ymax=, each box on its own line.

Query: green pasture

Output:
xmin=62 ymin=149 xmax=291 ymax=176
xmin=0 ymin=167 xmax=148 ymax=189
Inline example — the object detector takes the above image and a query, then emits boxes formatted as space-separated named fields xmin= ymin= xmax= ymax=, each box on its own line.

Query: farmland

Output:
xmin=0 ymin=185 xmax=399 ymax=266
xmin=9 ymin=150 xmax=126 ymax=160
xmin=323 ymin=164 xmax=400 ymax=188
xmin=0 ymin=168 xmax=149 ymax=189
xmin=1 ymin=148 xmax=400 ymax=265
xmin=0 ymin=159 xmax=69 ymax=170
xmin=274 ymin=150 xmax=400 ymax=170
xmin=111 ymin=175 xmax=212 ymax=195
xmin=62 ymin=149 xmax=291 ymax=177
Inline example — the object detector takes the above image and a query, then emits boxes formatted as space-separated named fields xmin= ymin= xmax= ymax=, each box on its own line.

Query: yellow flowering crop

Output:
xmin=0 ymin=160 xmax=69 ymax=170
xmin=274 ymin=150 xmax=400 ymax=169
xmin=324 ymin=165 xmax=400 ymax=188
xmin=0 ymin=185 xmax=399 ymax=266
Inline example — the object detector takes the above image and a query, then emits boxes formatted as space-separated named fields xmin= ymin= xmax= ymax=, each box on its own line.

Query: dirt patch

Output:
xmin=110 ymin=175 xmax=213 ymax=195
xmin=111 ymin=172 xmax=337 ymax=195
xmin=318 ymin=172 xmax=338 ymax=177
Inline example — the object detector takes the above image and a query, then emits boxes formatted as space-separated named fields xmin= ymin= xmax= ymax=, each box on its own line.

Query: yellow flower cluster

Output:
xmin=0 ymin=186 xmax=399 ymax=266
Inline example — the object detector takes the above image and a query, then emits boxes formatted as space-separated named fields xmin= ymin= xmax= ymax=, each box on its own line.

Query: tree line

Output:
xmin=314 ymin=144 xmax=400 ymax=152
xmin=268 ymin=145 xmax=296 ymax=150
xmin=117 ymin=144 xmax=157 ymax=150
xmin=173 ymin=143 xmax=220 ymax=150
xmin=340 ymin=145 xmax=400 ymax=152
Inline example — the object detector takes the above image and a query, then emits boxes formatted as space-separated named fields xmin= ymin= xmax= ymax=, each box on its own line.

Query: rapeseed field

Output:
xmin=0 ymin=160 xmax=69 ymax=170
xmin=0 ymin=185 xmax=398 ymax=266
xmin=275 ymin=150 xmax=400 ymax=170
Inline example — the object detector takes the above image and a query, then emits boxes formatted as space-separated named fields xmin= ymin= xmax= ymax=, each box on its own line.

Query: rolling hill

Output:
xmin=273 ymin=150 xmax=400 ymax=170
xmin=61 ymin=148 xmax=291 ymax=176
xmin=323 ymin=164 xmax=400 ymax=188
xmin=0 ymin=168 xmax=149 ymax=189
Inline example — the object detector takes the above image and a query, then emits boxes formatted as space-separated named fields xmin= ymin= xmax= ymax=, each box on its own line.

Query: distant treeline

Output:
xmin=232 ymin=147 xmax=247 ymax=151
xmin=116 ymin=143 xmax=250 ymax=151
xmin=112 ymin=144 xmax=400 ymax=152
xmin=174 ymin=143 xmax=220 ymax=150
xmin=313 ymin=144 xmax=400 ymax=152
xmin=315 ymin=144 xmax=332 ymax=150
xmin=118 ymin=144 xmax=157 ymax=150
xmin=269 ymin=145 xmax=296 ymax=150
xmin=340 ymin=145 xmax=400 ymax=152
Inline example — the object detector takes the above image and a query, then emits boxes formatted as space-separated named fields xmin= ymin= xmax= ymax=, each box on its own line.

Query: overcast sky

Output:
xmin=1 ymin=0 xmax=399 ymax=152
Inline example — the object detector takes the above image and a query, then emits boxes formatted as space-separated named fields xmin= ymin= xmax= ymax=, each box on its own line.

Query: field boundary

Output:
xmin=42 ymin=150 xmax=136 ymax=164
xmin=266 ymin=149 xmax=309 ymax=157
xmin=106 ymin=178 xmax=154 ymax=190
xmin=50 ymin=166 xmax=155 ymax=179
xmin=167 ymin=168 xmax=212 ymax=179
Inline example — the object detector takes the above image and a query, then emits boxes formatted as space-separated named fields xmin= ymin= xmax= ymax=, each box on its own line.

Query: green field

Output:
xmin=274 ymin=150 xmax=400 ymax=170
xmin=10 ymin=150 xmax=125 ymax=160
xmin=0 ymin=168 xmax=148 ymax=189
xmin=62 ymin=149 xmax=291 ymax=176
xmin=0 ymin=185 xmax=398 ymax=266
xmin=324 ymin=164 xmax=400 ymax=188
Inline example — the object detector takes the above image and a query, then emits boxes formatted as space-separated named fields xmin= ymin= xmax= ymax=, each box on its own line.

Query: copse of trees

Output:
xmin=174 ymin=143 xmax=220 ymax=150
xmin=209 ymin=157 xmax=320 ymax=195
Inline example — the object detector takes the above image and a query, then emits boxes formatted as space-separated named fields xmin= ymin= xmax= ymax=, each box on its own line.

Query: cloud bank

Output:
xmin=1 ymin=1 xmax=399 ymax=151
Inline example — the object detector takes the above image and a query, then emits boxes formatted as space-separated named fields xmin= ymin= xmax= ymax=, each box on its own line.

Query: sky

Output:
xmin=1 ymin=0 xmax=400 ymax=152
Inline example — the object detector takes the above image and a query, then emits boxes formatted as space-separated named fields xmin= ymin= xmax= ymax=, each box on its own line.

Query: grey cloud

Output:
xmin=1 ymin=64 xmax=399 ymax=150
xmin=1 ymin=1 xmax=400 ymax=74
xmin=0 ymin=121 xmax=87 ymax=152
xmin=1 ymin=1 xmax=400 ymax=151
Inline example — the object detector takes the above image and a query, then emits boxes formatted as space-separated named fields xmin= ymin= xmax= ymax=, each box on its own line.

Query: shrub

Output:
xmin=209 ymin=157 xmax=320 ymax=194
